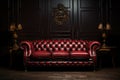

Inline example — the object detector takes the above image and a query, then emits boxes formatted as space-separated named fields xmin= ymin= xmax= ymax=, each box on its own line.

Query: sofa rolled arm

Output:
xmin=20 ymin=41 xmax=33 ymax=57
xmin=88 ymin=41 xmax=101 ymax=56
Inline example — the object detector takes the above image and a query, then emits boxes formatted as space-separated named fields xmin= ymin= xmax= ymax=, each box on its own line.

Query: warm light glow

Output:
xmin=98 ymin=23 xmax=111 ymax=30
xmin=106 ymin=23 xmax=111 ymax=30
xmin=10 ymin=24 xmax=16 ymax=31
xmin=102 ymin=32 xmax=106 ymax=38
xmin=10 ymin=23 xmax=22 ymax=31
xmin=17 ymin=24 xmax=22 ymax=30
xmin=98 ymin=23 xmax=103 ymax=30
xmin=13 ymin=32 xmax=18 ymax=39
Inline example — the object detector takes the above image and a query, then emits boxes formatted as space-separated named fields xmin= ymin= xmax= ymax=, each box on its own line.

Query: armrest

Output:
xmin=20 ymin=41 xmax=33 ymax=57
xmin=88 ymin=41 xmax=101 ymax=56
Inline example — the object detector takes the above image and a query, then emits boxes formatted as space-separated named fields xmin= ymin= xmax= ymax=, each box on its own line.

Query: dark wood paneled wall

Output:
xmin=0 ymin=0 xmax=9 ymax=66
xmin=77 ymin=0 xmax=100 ymax=40
xmin=0 ymin=1 xmax=9 ymax=52
xmin=16 ymin=0 xmax=101 ymax=40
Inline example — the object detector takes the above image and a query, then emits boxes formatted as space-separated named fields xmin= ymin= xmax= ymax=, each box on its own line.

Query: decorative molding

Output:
xmin=52 ymin=3 xmax=69 ymax=25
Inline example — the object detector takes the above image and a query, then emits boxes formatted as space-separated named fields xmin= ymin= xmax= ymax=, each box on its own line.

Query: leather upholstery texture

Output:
xmin=20 ymin=39 xmax=100 ymax=70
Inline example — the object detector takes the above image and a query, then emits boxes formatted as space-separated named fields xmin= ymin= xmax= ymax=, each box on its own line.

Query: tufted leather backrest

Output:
xmin=33 ymin=40 xmax=88 ymax=52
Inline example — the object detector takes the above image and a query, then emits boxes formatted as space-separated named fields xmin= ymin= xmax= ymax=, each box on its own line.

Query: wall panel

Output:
xmin=48 ymin=0 xmax=73 ymax=39
xmin=17 ymin=0 xmax=102 ymax=40
xmin=77 ymin=0 xmax=101 ymax=40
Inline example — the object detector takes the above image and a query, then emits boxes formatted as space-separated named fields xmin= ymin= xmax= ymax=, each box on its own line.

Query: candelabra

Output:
xmin=9 ymin=23 xmax=22 ymax=52
xmin=98 ymin=23 xmax=111 ymax=48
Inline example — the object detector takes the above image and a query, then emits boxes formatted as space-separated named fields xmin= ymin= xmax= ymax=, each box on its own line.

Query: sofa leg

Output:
xmin=24 ymin=66 xmax=27 ymax=72
xmin=93 ymin=64 xmax=98 ymax=72
xmin=93 ymin=63 xmax=96 ymax=72
xmin=25 ymin=69 xmax=27 ymax=72
xmin=94 ymin=66 xmax=96 ymax=72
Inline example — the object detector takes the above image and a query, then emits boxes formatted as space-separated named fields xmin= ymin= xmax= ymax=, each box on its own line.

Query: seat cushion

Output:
xmin=52 ymin=51 xmax=69 ymax=58
xmin=70 ymin=51 xmax=89 ymax=58
xmin=32 ymin=51 xmax=51 ymax=58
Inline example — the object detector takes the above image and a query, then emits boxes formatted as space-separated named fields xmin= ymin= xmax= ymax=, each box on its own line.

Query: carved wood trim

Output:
xmin=52 ymin=3 xmax=69 ymax=25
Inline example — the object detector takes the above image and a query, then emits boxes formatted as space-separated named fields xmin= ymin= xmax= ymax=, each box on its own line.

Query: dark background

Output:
xmin=0 ymin=0 xmax=120 ymax=67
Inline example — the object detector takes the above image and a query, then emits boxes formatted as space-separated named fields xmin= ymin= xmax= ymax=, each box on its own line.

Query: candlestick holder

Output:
xmin=9 ymin=23 xmax=22 ymax=52
xmin=98 ymin=23 xmax=111 ymax=48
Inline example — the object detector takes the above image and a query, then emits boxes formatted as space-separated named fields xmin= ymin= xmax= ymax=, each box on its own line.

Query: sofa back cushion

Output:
xmin=33 ymin=40 xmax=88 ymax=52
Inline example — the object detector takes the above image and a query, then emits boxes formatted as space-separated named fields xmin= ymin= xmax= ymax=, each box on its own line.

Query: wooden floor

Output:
xmin=0 ymin=67 xmax=120 ymax=80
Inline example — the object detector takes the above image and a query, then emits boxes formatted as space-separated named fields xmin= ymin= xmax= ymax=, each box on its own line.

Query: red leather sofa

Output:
xmin=20 ymin=39 xmax=100 ymax=70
